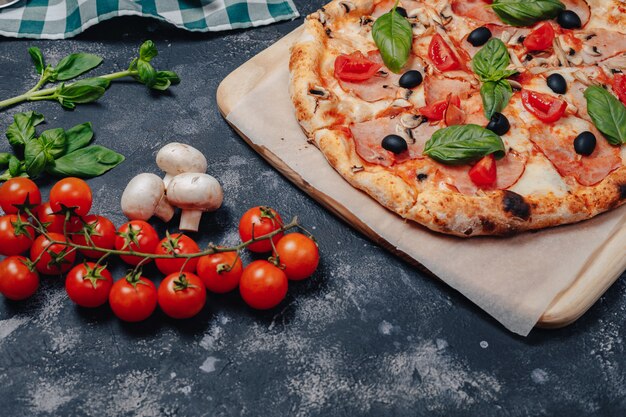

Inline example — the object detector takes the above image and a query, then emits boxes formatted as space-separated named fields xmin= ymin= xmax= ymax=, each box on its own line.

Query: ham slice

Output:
xmin=424 ymin=75 xmax=475 ymax=105
xmin=338 ymin=52 xmax=425 ymax=103
xmin=561 ymin=0 xmax=591 ymax=27
xmin=528 ymin=117 xmax=622 ymax=186
xmin=451 ymin=0 xmax=501 ymax=25
xmin=573 ymin=29 xmax=626 ymax=65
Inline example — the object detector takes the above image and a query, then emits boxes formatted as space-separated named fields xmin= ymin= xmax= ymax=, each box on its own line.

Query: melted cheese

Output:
xmin=509 ymin=156 xmax=569 ymax=197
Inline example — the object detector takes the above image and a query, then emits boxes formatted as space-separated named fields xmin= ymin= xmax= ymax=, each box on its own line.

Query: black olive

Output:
xmin=467 ymin=27 xmax=492 ymax=47
xmin=395 ymin=7 xmax=408 ymax=18
xmin=399 ymin=70 xmax=423 ymax=89
xmin=557 ymin=10 xmax=582 ymax=29
xmin=547 ymin=73 xmax=567 ymax=94
xmin=486 ymin=112 xmax=510 ymax=136
xmin=573 ymin=131 xmax=596 ymax=156
xmin=381 ymin=134 xmax=408 ymax=154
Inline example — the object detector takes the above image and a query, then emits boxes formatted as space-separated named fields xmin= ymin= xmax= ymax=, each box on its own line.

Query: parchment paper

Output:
xmin=225 ymin=59 xmax=626 ymax=336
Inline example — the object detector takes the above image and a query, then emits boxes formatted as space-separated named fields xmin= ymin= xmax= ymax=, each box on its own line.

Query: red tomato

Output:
xmin=196 ymin=251 xmax=243 ymax=293
xmin=0 ymin=256 xmax=39 ymax=300
xmin=613 ymin=73 xmax=626 ymax=105
xmin=35 ymin=202 xmax=65 ymax=234
xmin=469 ymin=155 xmax=497 ymax=187
xmin=65 ymin=262 xmax=113 ymax=308
xmin=238 ymin=206 xmax=284 ymax=253
xmin=30 ymin=233 xmax=76 ymax=275
xmin=70 ymin=215 xmax=116 ymax=259
xmin=154 ymin=233 xmax=200 ymax=275
xmin=275 ymin=233 xmax=320 ymax=281
xmin=419 ymin=95 xmax=461 ymax=121
xmin=0 ymin=214 xmax=35 ymax=256
xmin=109 ymin=273 xmax=157 ymax=322
xmin=523 ymin=23 xmax=555 ymax=52
xmin=239 ymin=260 xmax=288 ymax=310
xmin=428 ymin=34 xmax=461 ymax=72
xmin=49 ymin=177 xmax=92 ymax=216
xmin=114 ymin=220 xmax=159 ymax=266
xmin=158 ymin=272 xmax=206 ymax=319
xmin=334 ymin=51 xmax=382 ymax=82
xmin=0 ymin=178 xmax=41 ymax=215
xmin=521 ymin=89 xmax=567 ymax=123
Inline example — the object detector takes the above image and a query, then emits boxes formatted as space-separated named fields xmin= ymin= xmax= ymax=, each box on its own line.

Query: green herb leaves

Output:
xmin=372 ymin=4 xmax=413 ymax=73
xmin=1 ymin=111 xmax=124 ymax=180
xmin=424 ymin=124 xmax=505 ymax=165
xmin=491 ymin=0 xmax=565 ymax=27
xmin=584 ymin=86 xmax=626 ymax=145
xmin=28 ymin=47 xmax=45 ymax=75
xmin=52 ymin=53 xmax=103 ymax=81
xmin=471 ymin=39 xmax=516 ymax=119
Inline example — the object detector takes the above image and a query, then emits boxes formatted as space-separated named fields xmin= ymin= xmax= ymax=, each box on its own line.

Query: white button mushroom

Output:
xmin=121 ymin=173 xmax=175 ymax=222
xmin=166 ymin=173 xmax=223 ymax=232
xmin=156 ymin=143 xmax=208 ymax=187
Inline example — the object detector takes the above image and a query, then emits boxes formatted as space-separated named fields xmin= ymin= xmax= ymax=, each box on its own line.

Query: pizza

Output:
xmin=288 ymin=0 xmax=626 ymax=237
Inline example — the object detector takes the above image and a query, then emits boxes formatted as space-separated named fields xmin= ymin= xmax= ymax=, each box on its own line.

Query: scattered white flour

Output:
xmin=0 ymin=317 xmax=29 ymax=342
xmin=200 ymin=356 xmax=219 ymax=373
xmin=531 ymin=368 xmax=549 ymax=384
xmin=436 ymin=339 xmax=449 ymax=350
xmin=28 ymin=379 xmax=75 ymax=414
xmin=480 ymin=341 xmax=489 ymax=349
xmin=379 ymin=320 xmax=394 ymax=335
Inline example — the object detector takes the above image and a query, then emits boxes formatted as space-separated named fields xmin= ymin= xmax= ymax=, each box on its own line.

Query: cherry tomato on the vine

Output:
xmin=196 ymin=251 xmax=243 ymax=293
xmin=35 ymin=202 xmax=65 ymax=234
xmin=239 ymin=260 xmax=288 ymax=310
xmin=0 ymin=256 xmax=39 ymax=300
xmin=30 ymin=233 xmax=76 ymax=275
xmin=50 ymin=177 xmax=92 ymax=216
xmin=65 ymin=262 xmax=113 ymax=308
xmin=275 ymin=233 xmax=319 ymax=281
xmin=154 ymin=233 xmax=200 ymax=276
xmin=114 ymin=220 xmax=159 ymax=266
xmin=0 ymin=214 xmax=35 ymax=256
xmin=109 ymin=274 xmax=157 ymax=322
xmin=158 ymin=272 xmax=206 ymax=319
xmin=0 ymin=178 xmax=41 ymax=214
xmin=238 ymin=206 xmax=284 ymax=253
xmin=70 ymin=215 xmax=116 ymax=259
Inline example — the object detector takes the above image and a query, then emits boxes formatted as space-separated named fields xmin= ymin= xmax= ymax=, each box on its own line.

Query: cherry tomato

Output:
xmin=158 ymin=272 xmax=206 ymax=319
xmin=238 ymin=206 xmax=284 ymax=253
xmin=49 ymin=177 xmax=92 ymax=216
xmin=196 ymin=251 xmax=243 ymax=293
xmin=239 ymin=260 xmax=288 ymax=310
xmin=0 ymin=214 xmax=35 ymax=256
xmin=35 ymin=202 xmax=65 ymax=234
xmin=428 ymin=34 xmax=461 ymax=72
xmin=523 ymin=23 xmax=555 ymax=52
xmin=65 ymin=262 xmax=113 ymax=308
xmin=114 ymin=220 xmax=159 ymax=266
xmin=0 ymin=178 xmax=41 ymax=215
xmin=613 ymin=73 xmax=626 ymax=105
xmin=521 ymin=89 xmax=567 ymax=123
xmin=70 ymin=215 xmax=116 ymax=259
xmin=275 ymin=233 xmax=319 ymax=281
xmin=109 ymin=273 xmax=157 ymax=322
xmin=419 ymin=95 xmax=461 ymax=122
xmin=30 ymin=233 xmax=76 ymax=275
xmin=334 ymin=51 xmax=382 ymax=82
xmin=469 ymin=154 xmax=497 ymax=187
xmin=0 ymin=256 xmax=39 ymax=300
xmin=154 ymin=233 xmax=200 ymax=275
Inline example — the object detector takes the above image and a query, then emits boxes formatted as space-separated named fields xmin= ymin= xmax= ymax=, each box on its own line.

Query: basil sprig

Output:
xmin=0 ymin=111 xmax=124 ymax=181
xmin=424 ymin=124 xmax=506 ymax=165
xmin=372 ymin=1 xmax=413 ymax=73
xmin=491 ymin=0 xmax=565 ymax=27
xmin=584 ymin=86 xmax=626 ymax=145
xmin=471 ymin=39 xmax=517 ymax=119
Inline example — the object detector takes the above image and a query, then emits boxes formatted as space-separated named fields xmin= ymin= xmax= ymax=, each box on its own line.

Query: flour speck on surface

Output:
xmin=531 ymin=368 xmax=549 ymax=384
xmin=200 ymin=356 xmax=220 ymax=373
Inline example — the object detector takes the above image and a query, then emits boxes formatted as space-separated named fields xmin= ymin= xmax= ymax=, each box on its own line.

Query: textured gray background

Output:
xmin=0 ymin=1 xmax=624 ymax=416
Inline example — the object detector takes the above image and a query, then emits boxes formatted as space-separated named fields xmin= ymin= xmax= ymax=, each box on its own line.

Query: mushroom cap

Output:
xmin=166 ymin=172 xmax=223 ymax=212
xmin=121 ymin=173 xmax=167 ymax=220
xmin=156 ymin=143 xmax=208 ymax=176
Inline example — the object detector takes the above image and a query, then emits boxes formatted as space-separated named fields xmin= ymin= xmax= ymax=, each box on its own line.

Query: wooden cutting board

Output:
xmin=216 ymin=28 xmax=626 ymax=329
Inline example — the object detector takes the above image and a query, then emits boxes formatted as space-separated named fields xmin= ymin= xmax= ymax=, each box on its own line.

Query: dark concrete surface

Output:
xmin=0 ymin=1 xmax=624 ymax=416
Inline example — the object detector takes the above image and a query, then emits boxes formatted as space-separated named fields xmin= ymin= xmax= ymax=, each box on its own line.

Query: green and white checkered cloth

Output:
xmin=0 ymin=0 xmax=299 ymax=39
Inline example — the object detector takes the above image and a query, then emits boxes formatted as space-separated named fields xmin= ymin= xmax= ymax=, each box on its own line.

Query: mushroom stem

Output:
xmin=179 ymin=209 xmax=203 ymax=232
xmin=154 ymin=195 xmax=175 ymax=222
xmin=163 ymin=173 xmax=174 ymax=188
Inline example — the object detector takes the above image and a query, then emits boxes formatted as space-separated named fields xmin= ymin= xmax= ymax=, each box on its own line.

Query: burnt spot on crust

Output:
xmin=480 ymin=218 xmax=496 ymax=233
xmin=619 ymin=183 xmax=626 ymax=200
xmin=463 ymin=228 xmax=473 ymax=236
xmin=502 ymin=191 xmax=531 ymax=220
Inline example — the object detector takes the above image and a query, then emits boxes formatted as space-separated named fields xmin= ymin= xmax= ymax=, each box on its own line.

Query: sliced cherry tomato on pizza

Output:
xmin=613 ymin=73 xmax=626 ymax=105
xmin=334 ymin=51 xmax=382 ymax=82
xmin=521 ymin=89 xmax=567 ymax=123
xmin=419 ymin=95 xmax=461 ymax=121
xmin=428 ymin=34 xmax=461 ymax=72
xmin=469 ymin=154 xmax=497 ymax=188
xmin=523 ymin=23 xmax=555 ymax=52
